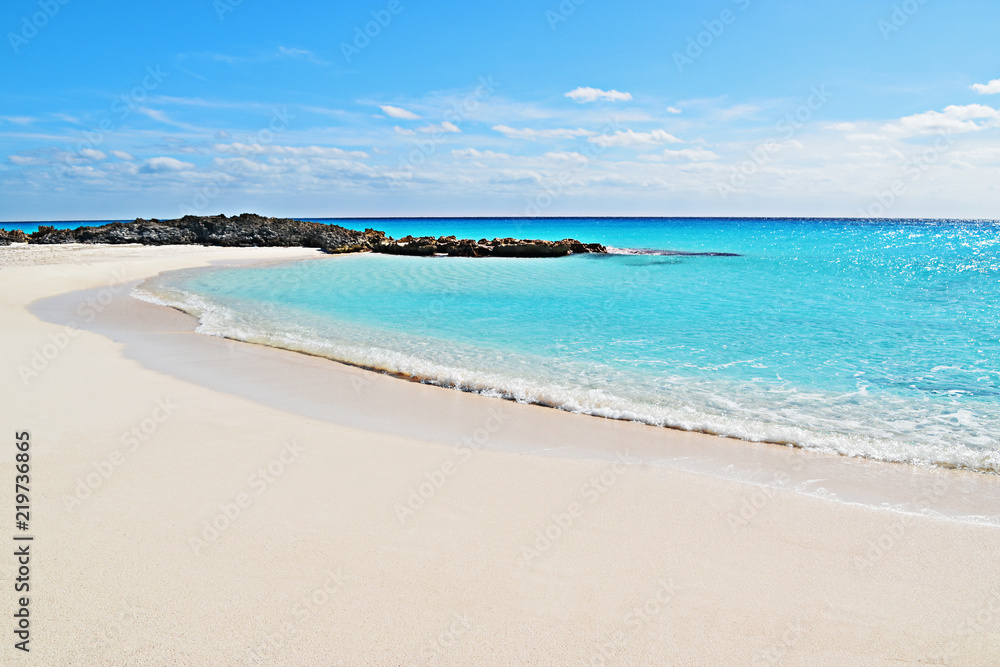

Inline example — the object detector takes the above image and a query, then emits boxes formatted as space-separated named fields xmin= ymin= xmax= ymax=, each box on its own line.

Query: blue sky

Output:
xmin=2 ymin=0 xmax=999 ymax=220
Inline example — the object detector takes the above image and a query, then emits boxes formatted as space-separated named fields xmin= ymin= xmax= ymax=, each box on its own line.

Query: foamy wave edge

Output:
xmin=131 ymin=285 xmax=1000 ymax=475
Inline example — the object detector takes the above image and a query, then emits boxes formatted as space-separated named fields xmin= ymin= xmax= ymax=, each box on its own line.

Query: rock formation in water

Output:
xmin=373 ymin=235 xmax=606 ymax=257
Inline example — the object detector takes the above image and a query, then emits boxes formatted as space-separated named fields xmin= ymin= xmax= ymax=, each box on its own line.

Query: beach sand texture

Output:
xmin=2 ymin=244 xmax=999 ymax=665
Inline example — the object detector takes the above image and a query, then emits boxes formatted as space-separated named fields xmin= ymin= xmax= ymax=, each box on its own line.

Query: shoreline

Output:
xmin=5 ymin=244 xmax=1000 ymax=664
xmin=135 ymin=251 xmax=998 ymax=478
xmin=30 ymin=247 xmax=1000 ymax=524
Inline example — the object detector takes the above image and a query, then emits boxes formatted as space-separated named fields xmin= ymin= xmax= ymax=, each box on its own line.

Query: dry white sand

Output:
xmin=2 ymin=243 xmax=999 ymax=666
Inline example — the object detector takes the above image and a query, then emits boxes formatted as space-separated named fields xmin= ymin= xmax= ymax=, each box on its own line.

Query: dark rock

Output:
xmin=24 ymin=214 xmax=385 ymax=253
xmin=10 ymin=214 xmax=606 ymax=258
xmin=490 ymin=239 xmax=572 ymax=257
xmin=371 ymin=234 xmax=605 ymax=258
xmin=0 ymin=228 xmax=29 ymax=245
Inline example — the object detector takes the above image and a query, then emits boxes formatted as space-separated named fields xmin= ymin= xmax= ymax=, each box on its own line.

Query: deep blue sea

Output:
xmin=114 ymin=217 xmax=998 ymax=472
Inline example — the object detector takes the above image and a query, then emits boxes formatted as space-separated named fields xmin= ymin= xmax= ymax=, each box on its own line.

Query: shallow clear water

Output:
xmin=137 ymin=218 xmax=1000 ymax=472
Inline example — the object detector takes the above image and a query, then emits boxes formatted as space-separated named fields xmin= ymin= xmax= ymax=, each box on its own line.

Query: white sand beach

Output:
xmin=2 ymin=243 xmax=999 ymax=665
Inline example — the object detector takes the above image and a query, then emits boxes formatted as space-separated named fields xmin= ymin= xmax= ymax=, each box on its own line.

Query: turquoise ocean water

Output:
xmin=131 ymin=218 xmax=1000 ymax=472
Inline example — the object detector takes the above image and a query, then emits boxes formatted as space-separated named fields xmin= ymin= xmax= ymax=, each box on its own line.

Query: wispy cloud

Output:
xmin=565 ymin=87 xmax=633 ymax=103
xmin=139 ymin=157 xmax=195 ymax=173
xmin=641 ymin=147 xmax=719 ymax=162
xmin=184 ymin=47 xmax=330 ymax=67
xmin=138 ymin=108 xmax=172 ymax=124
xmin=212 ymin=142 xmax=369 ymax=158
xmin=418 ymin=122 xmax=460 ymax=134
xmin=492 ymin=125 xmax=595 ymax=140
xmin=8 ymin=155 xmax=46 ymax=166
xmin=451 ymin=148 xmax=510 ymax=159
xmin=589 ymin=129 xmax=684 ymax=147
xmin=380 ymin=105 xmax=420 ymax=120
xmin=275 ymin=46 xmax=330 ymax=66
xmin=717 ymin=104 xmax=762 ymax=120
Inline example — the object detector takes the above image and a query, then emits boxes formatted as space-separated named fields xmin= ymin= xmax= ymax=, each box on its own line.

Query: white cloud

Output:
xmin=380 ymin=105 xmax=420 ymax=120
xmin=109 ymin=150 xmax=134 ymax=160
xmin=827 ymin=122 xmax=858 ymax=132
xmin=59 ymin=165 xmax=104 ymax=179
xmin=542 ymin=151 xmax=589 ymax=162
xmin=275 ymin=46 xmax=329 ymax=66
xmin=211 ymin=157 xmax=266 ymax=173
xmin=565 ymin=87 xmax=633 ymax=103
xmin=79 ymin=149 xmax=107 ymax=161
xmin=718 ymin=104 xmax=761 ymax=120
xmin=640 ymin=148 xmax=719 ymax=162
xmin=892 ymin=104 xmax=1000 ymax=135
xmin=662 ymin=147 xmax=718 ymax=161
xmin=971 ymin=78 xmax=1000 ymax=95
xmin=589 ymin=129 xmax=684 ymax=147
xmin=451 ymin=148 xmax=510 ymax=159
xmin=492 ymin=125 xmax=595 ymax=140
xmin=137 ymin=107 xmax=171 ymax=124
xmin=0 ymin=116 xmax=34 ymax=125
xmin=666 ymin=106 xmax=682 ymax=114
xmin=418 ymin=122 xmax=461 ymax=134
xmin=394 ymin=126 xmax=416 ymax=136
xmin=8 ymin=155 xmax=45 ymax=166
xmin=212 ymin=143 xmax=368 ymax=158
xmin=139 ymin=157 xmax=195 ymax=173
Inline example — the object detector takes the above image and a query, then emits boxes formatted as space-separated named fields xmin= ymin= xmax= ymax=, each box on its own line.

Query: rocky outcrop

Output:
xmin=11 ymin=214 xmax=606 ymax=257
xmin=0 ymin=228 xmax=29 ymax=245
xmin=26 ymin=214 xmax=387 ymax=253
xmin=373 ymin=235 xmax=606 ymax=257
